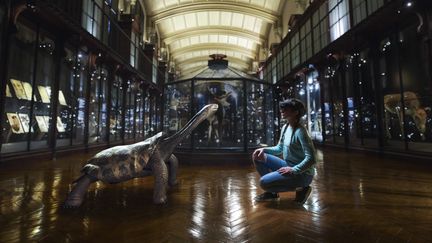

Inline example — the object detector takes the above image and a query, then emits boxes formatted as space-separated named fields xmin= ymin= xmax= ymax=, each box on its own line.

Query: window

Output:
xmin=291 ymin=33 xmax=300 ymax=68
xmin=329 ymin=0 xmax=350 ymax=41
xmin=352 ymin=0 xmax=367 ymax=26
xmin=82 ymin=0 xmax=103 ymax=39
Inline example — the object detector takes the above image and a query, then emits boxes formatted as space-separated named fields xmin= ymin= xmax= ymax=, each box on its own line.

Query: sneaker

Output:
xmin=294 ymin=186 xmax=312 ymax=204
xmin=254 ymin=192 xmax=280 ymax=202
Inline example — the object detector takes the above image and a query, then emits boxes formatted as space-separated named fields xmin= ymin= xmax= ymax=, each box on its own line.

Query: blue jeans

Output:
xmin=253 ymin=154 xmax=313 ymax=193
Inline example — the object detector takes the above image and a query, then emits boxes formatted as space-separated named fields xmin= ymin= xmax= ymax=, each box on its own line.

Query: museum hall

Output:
xmin=0 ymin=0 xmax=432 ymax=242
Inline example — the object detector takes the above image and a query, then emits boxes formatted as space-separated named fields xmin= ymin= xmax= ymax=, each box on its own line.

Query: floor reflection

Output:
xmin=0 ymin=149 xmax=432 ymax=242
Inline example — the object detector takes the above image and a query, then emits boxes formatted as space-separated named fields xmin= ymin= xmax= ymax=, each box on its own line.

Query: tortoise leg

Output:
xmin=167 ymin=154 xmax=178 ymax=187
xmin=63 ymin=175 xmax=96 ymax=208
xmin=150 ymin=152 xmax=168 ymax=204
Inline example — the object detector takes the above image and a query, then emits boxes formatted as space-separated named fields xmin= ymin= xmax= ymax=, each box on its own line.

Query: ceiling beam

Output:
xmin=163 ymin=28 xmax=265 ymax=45
xmin=178 ymin=63 xmax=250 ymax=77
xmin=170 ymin=44 xmax=257 ymax=60
xmin=151 ymin=2 xmax=279 ymax=23
xmin=176 ymin=56 xmax=251 ymax=69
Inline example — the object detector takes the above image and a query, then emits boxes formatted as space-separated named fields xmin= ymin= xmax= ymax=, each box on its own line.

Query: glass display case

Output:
xmin=380 ymin=36 xmax=406 ymax=149
xmin=135 ymin=86 xmax=144 ymax=139
xmin=30 ymin=30 xmax=56 ymax=151
xmin=306 ymin=70 xmax=322 ymax=142
xmin=72 ymin=50 xmax=88 ymax=145
xmin=109 ymin=75 xmax=123 ymax=142
xmin=88 ymin=66 xmax=108 ymax=144
xmin=144 ymin=93 xmax=151 ymax=137
xmin=193 ymin=80 xmax=244 ymax=149
xmin=56 ymin=46 xmax=76 ymax=147
xmin=164 ymin=82 xmax=192 ymax=148
xmin=289 ymin=71 xmax=322 ymax=143
xmin=349 ymin=50 xmax=378 ymax=147
xmin=164 ymin=63 xmax=274 ymax=151
xmin=397 ymin=25 xmax=432 ymax=152
xmin=1 ymin=20 xmax=37 ymax=153
xmin=332 ymin=70 xmax=346 ymax=144
xmin=124 ymin=80 xmax=135 ymax=140
xmin=246 ymin=82 xmax=274 ymax=147
xmin=322 ymin=76 xmax=334 ymax=143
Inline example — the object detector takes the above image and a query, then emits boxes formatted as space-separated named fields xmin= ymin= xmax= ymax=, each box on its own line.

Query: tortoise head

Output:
xmin=157 ymin=104 xmax=218 ymax=160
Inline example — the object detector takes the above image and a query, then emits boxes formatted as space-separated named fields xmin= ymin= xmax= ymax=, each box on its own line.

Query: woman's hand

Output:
xmin=252 ymin=148 xmax=266 ymax=162
xmin=277 ymin=166 xmax=293 ymax=175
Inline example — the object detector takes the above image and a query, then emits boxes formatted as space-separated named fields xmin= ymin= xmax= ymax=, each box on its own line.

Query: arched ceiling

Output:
xmin=142 ymin=0 xmax=286 ymax=78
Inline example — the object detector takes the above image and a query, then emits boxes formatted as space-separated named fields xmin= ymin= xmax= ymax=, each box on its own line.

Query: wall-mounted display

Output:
xmin=10 ymin=78 xmax=29 ymax=100
xmin=18 ymin=113 xmax=30 ymax=133
xmin=56 ymin=117 xmax=65 ymax=132
xmin=5 ymin=84 xmax=12 ymax=97
xmin=22 ymin=81 xmax=34 ymax=101
xmin=58 ymin=90 xmax=67 ymax=106
xmin=38 ymin=85 xmax=51 ymax=103
xmin=6 ymin=113 xmax=25 ymax=134
xmin=35 ymin=115 xmax=49 ymax=133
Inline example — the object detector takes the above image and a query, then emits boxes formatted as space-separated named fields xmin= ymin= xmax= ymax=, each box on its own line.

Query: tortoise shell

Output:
xmin=81 ymin=132 xmax=165 ymax=183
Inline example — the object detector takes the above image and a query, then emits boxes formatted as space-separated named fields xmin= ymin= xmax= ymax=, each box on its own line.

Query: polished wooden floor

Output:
xmin=1 ymin=149 xmax=432 ymax=243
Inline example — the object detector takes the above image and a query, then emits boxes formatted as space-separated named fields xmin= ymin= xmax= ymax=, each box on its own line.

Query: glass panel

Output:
xmin=399 ymin=26 xmax=432 ymax=152
xmin=88 ymin=67 xmax=108 ymax=144
xmin=333 ymin=72 xmax=346 ymax=144
xmin=345 ymin=55 xmax=361 ymax=145
xmin=193 ymin=80 xmax=244 ymax=149
xmin=246 ymin=82 xmax=274 ymax=148
xmin=2 ymin=21 xmax=36 ymax=153
xmin=359 ymin=50 xmax=378 ymax=146
xmin=308 ymin=71 xmax=323 ymax=142
xmin=149 ymin=96 xmax=158 ymax=135
xmin=144 ymin=93 xmax=150 ymax=137
xmin=30 ymin=30 xmax=56 ymax=151
xmin=72 ymin=51 xmax=88 ymax=145
xmin=109 ymin=75 xmax=123 ymax=142
xmin=124 ymin=80 xmax=134 ymax=140
xmin=135 ymin=86 xmax=144 ymax=139
xmin=323 ymin=75 xmax=334 ymax=143
xmin=164 ymin=82 xmax=192 ymax=148
xmin=56 ymin=47 xmax=76 ymax=147
xmin=380 ymin=37 xmax=405 ymax=149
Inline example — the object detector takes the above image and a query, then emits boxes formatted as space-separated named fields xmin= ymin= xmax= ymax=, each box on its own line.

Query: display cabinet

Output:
xmin=72 ymin=50 xmax=88 ymax=145
xmin=164 ymin=82 xmax=192 ymax=148
xmin=135 ymin=84 xmax=144 ymax=140
xmin=124 ymin=80 xmax=134 ymax=140
xmin=88 ymin=66 xmax=108 ymax=144
xmin=164 ymin=63 xmax=274 ymax=151
xmin=109 ymin=75 xmax=123 ymax=142
xmin=56 ymin=46 xmax=76 ymax=148
xmin=193 ymin=80 xmax=245 ymax=149
xmin=2 ymin=20 xmax=37 ymax=153
xmin=246 ymin=82 xmax=274 ymax=147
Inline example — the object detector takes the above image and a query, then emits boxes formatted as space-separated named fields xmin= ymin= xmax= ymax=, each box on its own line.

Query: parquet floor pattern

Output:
xmin=0 ymin=149 xmax=432 ymax=242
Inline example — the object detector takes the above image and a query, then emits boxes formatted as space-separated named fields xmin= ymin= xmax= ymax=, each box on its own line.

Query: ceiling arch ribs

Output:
xmin=151 ymin=3 xmax=279 ymax=24
xmin=162 ymin=27 xmax=266 ymax=45
xmin=170 ymin=44 xmax=256 ymax=60
xmin=179 ymin=62 xmax=250 ymax=76
xmin=176 ymin=56 xmax=252 ymax=68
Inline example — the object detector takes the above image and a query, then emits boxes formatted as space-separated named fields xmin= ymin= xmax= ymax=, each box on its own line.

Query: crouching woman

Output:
xmin=252 ymin=98 xmax=316 ymax=203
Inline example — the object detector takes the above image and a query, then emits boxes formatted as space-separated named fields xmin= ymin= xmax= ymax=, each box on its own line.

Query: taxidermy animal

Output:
xmin=383 ymin=91 xmax=427 ymax=140
xmin=64 ymin=104 xmax=219 ymax=208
